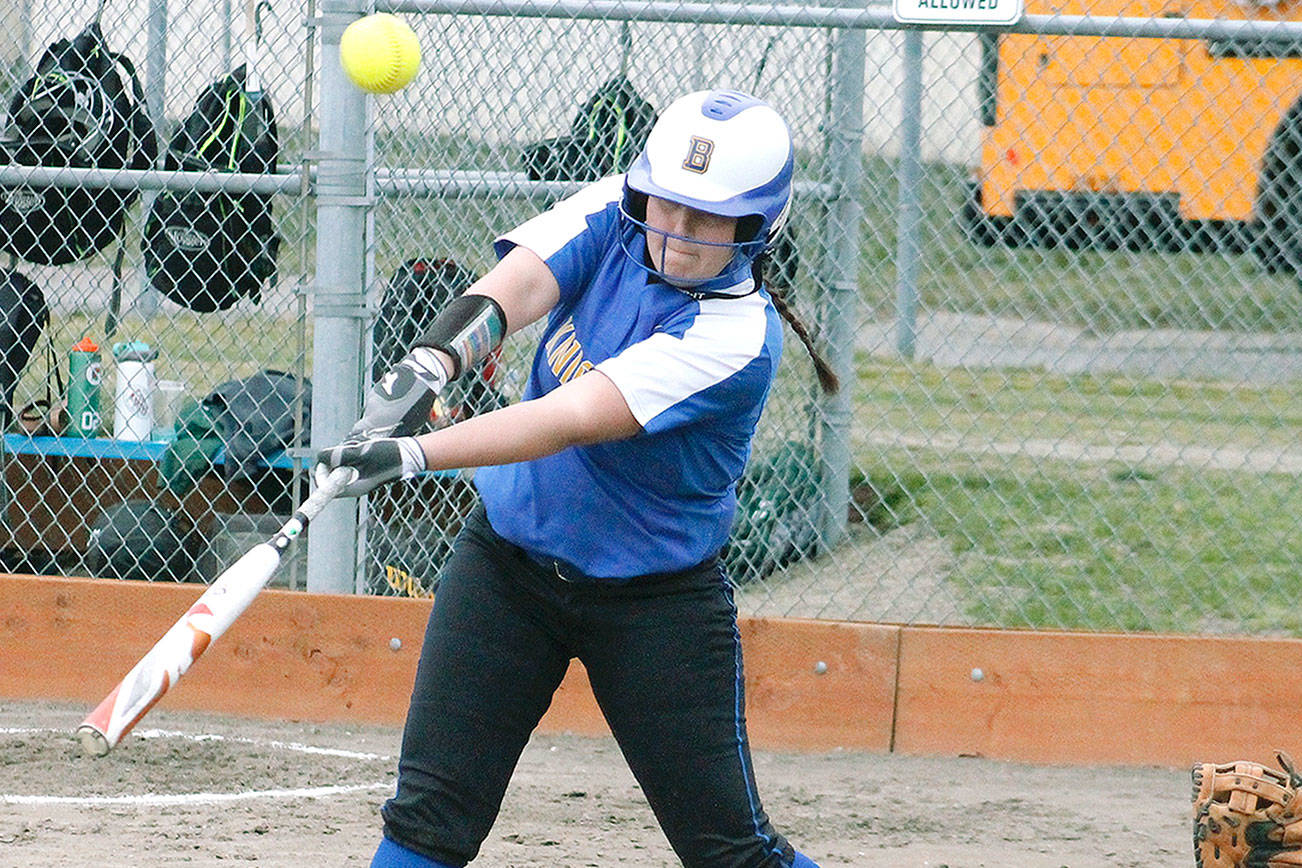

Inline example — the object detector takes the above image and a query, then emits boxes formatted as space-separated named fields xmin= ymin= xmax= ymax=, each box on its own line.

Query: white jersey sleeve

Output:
xmin=494 ymin=175 xmax=625 ymax=303
xmin=596 ymin=292 xmax=779 ymax=433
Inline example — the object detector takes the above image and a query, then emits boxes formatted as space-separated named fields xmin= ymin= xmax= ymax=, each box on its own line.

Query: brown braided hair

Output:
xmin=756 ymin=258 xmax=840 ymax=394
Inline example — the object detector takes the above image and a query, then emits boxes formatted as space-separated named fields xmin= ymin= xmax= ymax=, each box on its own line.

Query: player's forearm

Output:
xmin=415 ymin=371 xmax=640 ymax=470
xmin=415 ymin=400 xmax=573 ymax=470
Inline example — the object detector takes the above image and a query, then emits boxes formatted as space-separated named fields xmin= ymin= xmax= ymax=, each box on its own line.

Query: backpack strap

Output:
xmin=109 ymin=48 xmax=159 ymax=165
xmin=43 ymin=327 xmax=65 ymax=419
xmin=47 ymin=327 xmax=64 ymax=401
xmin=103 ymin=238 xmax=126 ymax=338
xmin=110 ymin=51 xmax=145 ymax=108
xmin=101 ymin=49 xmax=151 ymax=339
xmin=16 ymin=328 xmax=66 ymax=437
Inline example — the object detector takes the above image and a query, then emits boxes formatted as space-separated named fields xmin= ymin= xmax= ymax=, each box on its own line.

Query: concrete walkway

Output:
xmin=857 ymin=311 xmax=1302 ymax=384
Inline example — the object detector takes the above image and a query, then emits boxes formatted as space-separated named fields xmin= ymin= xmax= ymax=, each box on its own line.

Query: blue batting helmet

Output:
xmin=620 ymin=89 xmax=794 ymax=295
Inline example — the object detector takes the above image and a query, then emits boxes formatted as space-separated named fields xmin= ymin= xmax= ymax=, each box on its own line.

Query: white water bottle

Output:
xmin=112 ymin=341 xmax=158 ymax=441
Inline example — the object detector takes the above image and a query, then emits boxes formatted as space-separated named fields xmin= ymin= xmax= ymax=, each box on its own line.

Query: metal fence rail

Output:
xmin=2 ymin=0 xmax=1299 ymax=637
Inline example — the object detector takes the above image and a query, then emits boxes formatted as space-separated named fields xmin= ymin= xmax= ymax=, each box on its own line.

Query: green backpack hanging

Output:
xmin=723 ymin=440 xmax=822 ymax=585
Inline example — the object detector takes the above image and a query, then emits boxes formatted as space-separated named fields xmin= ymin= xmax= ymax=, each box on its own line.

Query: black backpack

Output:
xmin=0 ymin=269 xmax=49 ymax=429
xmin=0 ymin=22 xmax=156 ymax=265
xmin=522 ymin=76 xmax=657 ymax=182
xmin=366 ymin=487 xmax=457 ymax=599
xmin=87 ymin=499 xmax=194 ymax=582
xmin=371 ymin=258 xmax=503 ymax=424
xmin=143 ymin=65 xmax=280 ymax=313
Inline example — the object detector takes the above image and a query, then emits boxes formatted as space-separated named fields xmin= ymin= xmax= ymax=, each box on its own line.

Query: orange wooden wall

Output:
xmin=1 ymin=573 xmax=1295 ymax=766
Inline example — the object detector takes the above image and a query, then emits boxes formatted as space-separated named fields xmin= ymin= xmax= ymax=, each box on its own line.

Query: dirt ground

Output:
xmin=0 ymin=698 xmax=1193 ymax=868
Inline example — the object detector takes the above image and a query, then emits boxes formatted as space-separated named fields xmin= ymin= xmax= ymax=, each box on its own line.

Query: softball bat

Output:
xmin=76 ymin=467 xmax=352 ymax=757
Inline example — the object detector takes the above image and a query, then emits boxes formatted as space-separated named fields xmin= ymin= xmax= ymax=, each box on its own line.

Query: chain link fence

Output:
xmin=0 ymin=0 xmax=315 ymax=590
xmin=1 ymin=0 xmax=1300 ymax=637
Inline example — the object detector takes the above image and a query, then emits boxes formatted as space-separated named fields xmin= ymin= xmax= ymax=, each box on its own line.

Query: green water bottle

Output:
xmin=66 ymin=337 xmax=103 ymax=437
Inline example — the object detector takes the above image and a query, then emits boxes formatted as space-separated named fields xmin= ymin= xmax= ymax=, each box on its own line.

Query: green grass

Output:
xmin=848 ymin=358 xmax=1302 ymax=634
xmin=851 ymin=357 xmax=1302 ymax=455
xmin=19 ymin=311 xmax=309 ymax=411
xmin=826 ymin=161 xmax=1301 ymax=634
xmin=864 ymin=464 xmax=1302 ymax=634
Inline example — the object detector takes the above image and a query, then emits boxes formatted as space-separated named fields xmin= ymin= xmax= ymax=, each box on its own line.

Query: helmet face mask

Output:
xmin=620 ymin=89 xmax=793 ymax=296
xmin=620 ymin=195 xmax=747 ymax=290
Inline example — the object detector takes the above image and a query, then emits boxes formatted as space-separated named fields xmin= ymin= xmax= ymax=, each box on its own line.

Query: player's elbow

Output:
xmin=543 ymin=372 xmax=641 ymax=450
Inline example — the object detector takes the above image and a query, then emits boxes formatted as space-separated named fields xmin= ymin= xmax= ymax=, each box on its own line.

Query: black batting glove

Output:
xmin=314 ymin=436 xmax=427 ymax=497
xmin=350 ymin=347 xmax=450 ymax=441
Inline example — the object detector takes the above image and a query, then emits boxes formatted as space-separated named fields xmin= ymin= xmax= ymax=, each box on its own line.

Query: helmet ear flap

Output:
xmin=736 ymin=215 xmax=764 ymax=244
xmin=628 ymin=190 xmax=648 ymax=222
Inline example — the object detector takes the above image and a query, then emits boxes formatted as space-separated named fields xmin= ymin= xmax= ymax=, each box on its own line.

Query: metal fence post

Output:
xmin=145 ymin=0 xmax=168 ymax=143
xmin=18 ymin=0 xmax=32 ymax=75
xmin=222 ymin=0 xmax=233 ymax=72
xmin=306 ymin=0 xmax=368 ymax=594
xmin=895 ymin=29 xmax=923 ymax=359
xmin=817 ymin=14 xmax=867 ymax=547
xmin=136 ymin=0 xmax=170 ymax=320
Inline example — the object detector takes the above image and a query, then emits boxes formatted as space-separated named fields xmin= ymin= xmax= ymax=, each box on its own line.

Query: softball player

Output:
xmin=317 ymin=89 xmax=835 ymax=868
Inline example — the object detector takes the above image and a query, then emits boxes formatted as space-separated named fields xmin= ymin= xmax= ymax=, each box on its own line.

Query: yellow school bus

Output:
xmin=964 ymin=0 xmax=1302 ymax=270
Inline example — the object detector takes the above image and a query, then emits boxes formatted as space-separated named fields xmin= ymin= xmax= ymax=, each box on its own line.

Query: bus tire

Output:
xmin=1251 ymin=100 xmax=1302 ymax=275
xmin=960 ymin=179 xmax=1013 ymax=247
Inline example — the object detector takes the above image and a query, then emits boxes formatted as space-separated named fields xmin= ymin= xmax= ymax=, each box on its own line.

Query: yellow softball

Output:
xmin=339 ymin=13 xmax=420 ymax=95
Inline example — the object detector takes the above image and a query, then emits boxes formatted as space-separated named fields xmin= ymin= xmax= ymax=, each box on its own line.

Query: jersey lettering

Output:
xmin=543 ymin=316 xmax=596 ymax=385
xmin=545 ymin=319 xmax=578 ymax=367
xmin=552 ymin=337 xmax=582 ymax=374
xmin=559 ymin=349 xmax=587 ymax=383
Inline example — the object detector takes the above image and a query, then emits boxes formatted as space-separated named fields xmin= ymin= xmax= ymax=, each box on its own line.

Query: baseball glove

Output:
xmin=1193 ymin=751 xmax=1302 ymax=867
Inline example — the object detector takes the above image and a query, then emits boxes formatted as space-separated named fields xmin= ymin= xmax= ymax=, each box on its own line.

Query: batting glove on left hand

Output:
xmin=314 ymin=436 xmax=427 ymax=497
xmin=348 ymin=347 xmax=451 ymax=441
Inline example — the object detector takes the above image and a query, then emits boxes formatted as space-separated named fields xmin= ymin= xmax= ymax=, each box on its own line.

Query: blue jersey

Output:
xmin=474 ymin=176 xmax=784 ymax=578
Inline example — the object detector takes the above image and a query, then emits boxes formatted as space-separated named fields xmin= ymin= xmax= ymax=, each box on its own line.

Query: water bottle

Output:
xmin=112 ymin=341 xmax=158 ymax=441
xmin=66 ymin=337 xmax=103 ymax=437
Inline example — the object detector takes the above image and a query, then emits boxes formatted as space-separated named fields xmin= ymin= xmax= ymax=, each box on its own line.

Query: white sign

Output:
xmin=893 ymin=0 xmax=1024 ymax=26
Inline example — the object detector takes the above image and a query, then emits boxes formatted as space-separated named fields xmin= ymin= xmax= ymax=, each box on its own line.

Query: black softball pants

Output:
xmin=380 ymin=505 xmax=797 ymax=867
